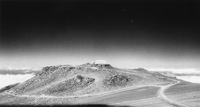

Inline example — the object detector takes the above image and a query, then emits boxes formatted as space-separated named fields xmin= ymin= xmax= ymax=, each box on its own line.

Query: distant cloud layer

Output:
xmin=0 ymin=74 xmax=34 ymax=89
xmin=0 ymin=67 xmax=41 ymax=75
xmin=0 ymin=67 xmax=40 ymax=89
xmin=176 ymin=76 xmax=200 ymax=83
xmin=148 ymin=68 xmax=200 ymax=74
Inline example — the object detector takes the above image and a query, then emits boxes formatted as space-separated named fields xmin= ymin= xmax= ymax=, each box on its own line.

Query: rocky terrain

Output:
xmin=0 ymin=62 xmax=194 ymax=106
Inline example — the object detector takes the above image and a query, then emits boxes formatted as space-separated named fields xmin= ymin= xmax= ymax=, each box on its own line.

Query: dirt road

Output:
xmin=158 ymin=81 xmax=188 ymax=107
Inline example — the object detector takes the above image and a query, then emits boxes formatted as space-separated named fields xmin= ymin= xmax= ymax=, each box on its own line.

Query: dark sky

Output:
xmin=0 ymin=0 xmax=200 ymax=69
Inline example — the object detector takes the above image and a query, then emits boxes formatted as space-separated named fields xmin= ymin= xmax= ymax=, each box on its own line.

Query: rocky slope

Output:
xmin=0 ymin=62 xmax=178 ymax=105
xmin=5 ymin=63 xmax=175 ymax=96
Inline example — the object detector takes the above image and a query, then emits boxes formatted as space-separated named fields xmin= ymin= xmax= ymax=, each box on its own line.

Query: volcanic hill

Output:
xmin=0 ymin=62 xmax=179 ymax=105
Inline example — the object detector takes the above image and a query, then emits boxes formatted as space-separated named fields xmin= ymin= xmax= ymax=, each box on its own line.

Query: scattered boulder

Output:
xmin=76 ymin=75 xmax=84 ymax=82
xmin=133 ymin=68 xmax=148 ymax=72
xmin=104 ymin=75 xmax=129 ymax=86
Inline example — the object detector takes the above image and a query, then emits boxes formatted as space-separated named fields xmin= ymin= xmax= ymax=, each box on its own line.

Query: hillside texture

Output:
xmin=0 ymin=63 xmax=177 ymax=105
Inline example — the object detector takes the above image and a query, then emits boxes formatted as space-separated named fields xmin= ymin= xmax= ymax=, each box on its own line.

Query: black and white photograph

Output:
xmin=0 ymin=0 xmax=200 ymax=107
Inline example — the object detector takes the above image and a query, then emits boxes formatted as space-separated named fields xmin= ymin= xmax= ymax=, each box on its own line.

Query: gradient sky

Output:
xmin=0 ymin=0 xmax=200 ymax=69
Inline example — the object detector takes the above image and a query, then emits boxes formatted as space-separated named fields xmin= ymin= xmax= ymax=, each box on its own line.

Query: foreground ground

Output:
xmin=0 ymin=80 xmax=199 ymax=107
xmin=74 ymin=81 xmax=200 ymax=107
